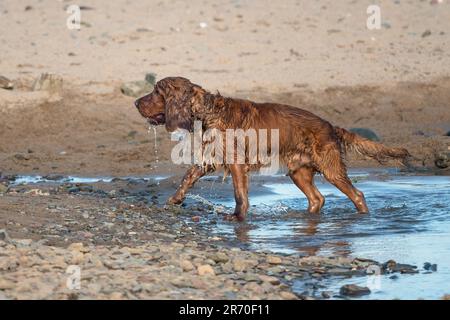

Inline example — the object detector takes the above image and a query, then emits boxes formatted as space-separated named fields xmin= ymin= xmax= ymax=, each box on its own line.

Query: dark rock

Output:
xmin=339 ymin=284 xmax=371 ymax=297
xmin=145 ymin=73 xmax=157 ymax=85
xmin=423 ymin=262 xmax=437 ymax=272
xmin=68 ymin=187 xmax=80 ymax=193
xmin=43 ymin=174 xmax=65 ymax=181
xmin=349 ymin=128 xmax=380 ymax=141
xmin=422 ymin=30 xmax=432 ymax=38
xmin=434 ymin=152 xmax=449 ymax=169
xmin=0 ymin=229 xmax=11 ymax=242
xmin=383 ymin=260 xmax=418 ymax=274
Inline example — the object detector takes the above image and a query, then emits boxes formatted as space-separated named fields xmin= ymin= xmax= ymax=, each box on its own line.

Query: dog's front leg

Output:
xmin=227 ymin=164 xmax=249 ymax=221
xmin=167 ymin=165 xmax=214 ymax=205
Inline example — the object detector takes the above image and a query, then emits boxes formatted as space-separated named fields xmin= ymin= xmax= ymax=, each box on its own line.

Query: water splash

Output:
xmin=147 ymin=125 xmax=160 ymax=185
xmin=186 ymin=194 xmax=231 ymax=214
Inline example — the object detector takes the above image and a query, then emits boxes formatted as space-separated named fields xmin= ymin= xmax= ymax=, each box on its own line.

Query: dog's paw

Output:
xmin=166 ymin=196 xmax=183 ymax=205
xmin=223 ymin=214 xmax=245 ymax=222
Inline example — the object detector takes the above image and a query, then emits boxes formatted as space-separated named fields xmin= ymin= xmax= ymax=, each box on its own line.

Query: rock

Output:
xmin=32 ymin=73 xmax=63 ymax=93
xmin=422 ymin=30 xmax=432 ymax=38
xmin=258 ymin=275 xmax=280 ymax=285
xmin=434 ymin=152 xmax=449 ymax=169
xmin=321 ymin=291 xmax=332 ymax=299
xmin=68 ymin=242 xmax=89 ymax=253
xmin=266 ymin=256 xmax=282 ymax=265
xmin=0 ymin=184 xmax=8 ymax=194
xmin=279 ymin=291 xmax=297 ymax=300
xmin=232 ymin=259 xmax=248 ymax=272
xmin=339 ymin=284 xmax=371 ymax=297
xmin=423 ymin=262 xmax=437 ymax=272
xmin=180 ymin=260 xmax=194 ymax=272
xmin=0 ymin=229 xmax=11 ymax=242
xmin=68 ymin=187 xmax=80 ymax=193
xmin=145 ymin=73 xmax=157 ymax=85
xmin=383 ymin=260 xmax=418 ymax=274
xmin=442 ymin=294 xmax=450 ymax=300
xmin=14 ymin=154 xmax=30 ymax=161
xmin=208 ymin=252 xmax=229 ymax=263
xmin=43 ymin=174 xmax=65 ymax=181
xmin=13 ymin=239 xmax=33 ymax=247
xmin=0 ymin=75 xmax=14 ymax=90
xmin=349 ymin=128 xmax=380 ymax=141
xmin=197 ymin=264 xmax=215 ymax=276
xmin=120 ymin=81 xmax=153 ymax=98
xmin=191 ymin=216 xmax=200 ymax=222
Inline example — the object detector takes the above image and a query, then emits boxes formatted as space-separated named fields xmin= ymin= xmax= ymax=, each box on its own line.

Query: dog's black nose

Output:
xmin=134 ymin=100 xmax=139 ymax=108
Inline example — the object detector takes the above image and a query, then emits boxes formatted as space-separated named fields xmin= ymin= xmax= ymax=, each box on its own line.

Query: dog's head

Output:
xmin=134 ymin=77 xmax=205 ymax=132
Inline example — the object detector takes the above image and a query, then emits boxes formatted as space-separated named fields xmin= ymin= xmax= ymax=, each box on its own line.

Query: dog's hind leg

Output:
xmin=289 ymin=166 xmax=325 ymax=213
xmin=318 ymin=146 xmax=369 ymax=213
xmin=167 ymin=165 xmax=215 ymax=205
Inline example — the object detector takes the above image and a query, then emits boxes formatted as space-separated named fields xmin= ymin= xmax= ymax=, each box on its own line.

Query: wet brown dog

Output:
xmin=135 ymin=77 xmax=410 ymax=221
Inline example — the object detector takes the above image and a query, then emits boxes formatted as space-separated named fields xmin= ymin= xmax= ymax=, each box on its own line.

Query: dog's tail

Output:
xmin=334 ymin=127 xmax=411 ymax=166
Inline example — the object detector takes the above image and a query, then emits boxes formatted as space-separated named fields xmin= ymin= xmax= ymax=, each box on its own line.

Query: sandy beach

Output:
xmin=1 ymin=0 xmax=450 ymax=300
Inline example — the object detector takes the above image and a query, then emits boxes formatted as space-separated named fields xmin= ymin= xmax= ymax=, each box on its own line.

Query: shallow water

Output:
xmin=12 ymin=174 xmax=169 ymax=185
xmin=10 ymin=169 xmax=450 ymax=299
xmin=185 ymin=168 xmax=450 ymax=299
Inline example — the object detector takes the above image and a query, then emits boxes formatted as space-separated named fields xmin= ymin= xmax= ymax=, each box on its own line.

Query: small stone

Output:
xmin=191 ymin=216 xmax=200 ymax=222
xmin=197 ymin=264 xmax=215 ymax=276
xmin=423 ymin=262 xmax=437 ymax=272
xmin=13 ymin=239 xmax=33 ymax=247
xmin=0 ymin=184 xmax=8 ymax=194
xmin=267 ymin=256 xmax=282 ymax=265
xmin=14 ymin=154 xmax=30 ymax=161
xmin=0 ymin=75 xmax=14 ymax=90
xmin=340 ymin=284 xmax=371 ymax=297
xmin=321 ymin=291 xmax=332 ymax=299
xmin=68 ymin=242 xmax=89 ymax=253
xmin=209 ymin=252 xmax=229 ymax=263
xmin=68 ymin=187 xmax=80 ymax=193
xmin=434 ymin=152 xmax=449 ymax=169
xmin=0 ymin=229 xmax=11 ymax=242
xmin=180 ymin=260 xmax=194 ymax=272
xmin=279 ymin=291 xmax=297 ymax=300
xmin=258 ymin=275 xmax=280 ymax=285
xmin=422 ymin=30 xmax=432 ymax=38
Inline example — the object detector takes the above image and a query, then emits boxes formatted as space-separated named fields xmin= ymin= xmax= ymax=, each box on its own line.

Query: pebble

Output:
xmin=279 ymin=291 xmax=297 ymax=300
xmin=340 ymin=284 xmax=371 ymax=297
xmin=197 ymin=264 xmax=215 ymax=276
xmin=267 ymin=256 xmax=282 ymax=265
xmin=0 ymin=75 xmax=14 ymax=90
xmin=0 ymin=184 xmax=8 ymax=194
xmin=258 ymin=275 xmax=280 ymax=285
xmin=180 ymin=260 xmax=194 ymax=272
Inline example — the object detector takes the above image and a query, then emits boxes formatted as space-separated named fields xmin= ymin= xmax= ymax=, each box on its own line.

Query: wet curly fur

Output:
xmin=135 ymin=77 xmax=411 ymax=221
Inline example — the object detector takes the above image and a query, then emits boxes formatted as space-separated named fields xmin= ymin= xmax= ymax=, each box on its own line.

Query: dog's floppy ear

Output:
xmin=164 ymin=86 xmax=194 ymax=132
